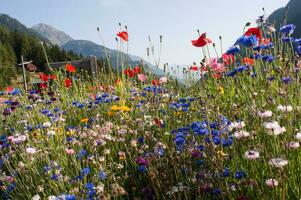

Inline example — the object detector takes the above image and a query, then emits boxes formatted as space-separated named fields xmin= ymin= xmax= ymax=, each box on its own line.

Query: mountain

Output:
xmin=268 ymin=0 xmax=301 ymax=36
xmin=62 ymin=40 xmax=165 ymax=76
xmin=0 ymin=14 xmax=49 ymax=43
xmin=32 ymin=23 xmax=73 ymax=46
xmin=0 ymin=14 xmax=166 ymax=78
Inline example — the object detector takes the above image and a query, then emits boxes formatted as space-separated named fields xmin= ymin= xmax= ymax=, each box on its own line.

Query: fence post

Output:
xmin=21 ymin=55 xmax=28 ymax=91
xmin=90 ymin=56 xmax=98 ymax=80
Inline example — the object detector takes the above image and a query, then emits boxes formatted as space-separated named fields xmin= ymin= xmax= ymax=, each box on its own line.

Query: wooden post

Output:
xmin=21 ymin=55 xmax=28 ymax=91
xmin=89 ymin=56 xmax=98 ymax=80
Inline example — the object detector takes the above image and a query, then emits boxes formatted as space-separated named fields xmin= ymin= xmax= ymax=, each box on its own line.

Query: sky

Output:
xmin=0 ymin=0 xmax=290 ymax=66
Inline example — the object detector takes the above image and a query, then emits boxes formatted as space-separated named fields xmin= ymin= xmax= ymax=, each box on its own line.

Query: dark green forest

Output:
xmin=0 ymin=25 xmax=82 ymax=88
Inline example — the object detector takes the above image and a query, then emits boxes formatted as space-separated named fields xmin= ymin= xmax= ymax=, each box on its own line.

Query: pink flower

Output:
xmin=159 ymin=76 xmax=168 ymax=84
xmin=6 ymin=176 xmax=14 ymax=183
xmin=138 ymin=74 xmax=147 ymax=82
xmin=65 ymin=148 xmax=75 ymax=155
xmin=265 ymin=179 xmax=279 ymax=188
xmin=26 ymin=147 xmax=37 ymax=155
xmin=209 ymin=58 xmax=226 ymax=73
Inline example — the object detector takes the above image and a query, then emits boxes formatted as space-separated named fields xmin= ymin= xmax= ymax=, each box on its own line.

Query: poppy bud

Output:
xmin=148 ymin=35 xmax=151 ymax=42
xmin=197 ymin=29 xmax=200 ymax=35
xmin=219 ymin=36 xmax=222 ymax=40
xmin=213 ymin=43 xmax=216 ymax=47
xmin=160 ymin=35 xmax=163 ymax=43
xmin=125 ymin=25 xmax=128 ymax=29
xmin=115 ymin=37 xmax=118 ymax=42
xmin=245 ymin=22 xmax=251 ymax=27
xmin=119 ymin=22 xmax=122 ymax=26
xmin=97 ymin=27 xmax=100 ymax=32
xmin=146 ymin=48 xmax=150 ymax=56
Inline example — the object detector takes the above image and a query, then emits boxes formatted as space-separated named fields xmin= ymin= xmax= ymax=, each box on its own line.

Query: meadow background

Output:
xmin=1 ymin=0 xmax=301 ymax=200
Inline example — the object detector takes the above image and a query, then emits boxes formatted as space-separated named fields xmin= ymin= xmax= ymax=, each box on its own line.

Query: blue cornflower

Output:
xmin=85 ymin=182 xmax=95 ymax=190
xmin=99 ymin=171 xmax=106 ymax=180
xmin=212 ymin=188 xmax=221 ymax=195
xmin=296 ymin=45 xmax=301 ymax=55
xmin=64 ymin=194 xmax=76 ymax=200
xmin=295 ymin=38 xmax=301 ymax=45
xmin=43 ymin=165 xmax=51 ymax=173
xmin=235 ymin=170 xmax=247 ymax=179
xmin=281 ymin=77 xmax=292 ymax=84
xmin=222 ymin=137 xmax=233 ymax=147
xmin=138 ymin=165 xmax=147 ymax=173
xmin=51 ymin=174 xmax=59 ymax=181
xmin=7 ymin=183 xmax=16 ymax=192
xmin=226 ymin=46 xmax=240 ymax=55
xmin=282 ymin=37 xmax=294 ymax=43
xmin=138 ymin=136 xmax=144 ymax=144
xmin=261 ymin=55 xmax=274 ymax=62
xmin=236 ymin=65 xmax=250 ymax=72
xmin=77 ymin=103 xmax=85 ymax=108
xmin=235 ymin=35 xmax=258 ymax=47
xmin=0 ymin=159 xmax=4 ymax=169
xmin=41 ymin=109 xmax=50 ymax=115
xmin=222 ymin=167 xmax=231 ymax=177
xmin=196 ymin=159 xmax=204 ymax=166
xmin=213 ymin=136 xmax=220 ymax=145
xmin=81 ymin=167 xmax=91 ymax=176
xmin=280 ymin=24 xmax=296 ymax=35
xmin=197 ymin=145 xmax=206 ymax=151
xmin=227 ymin=69 xmax=237 ymax=77
xmin=211 ymin=130 xmax=220 ymax=136
xmin=77 ymin=149 xmax=87 ymax=159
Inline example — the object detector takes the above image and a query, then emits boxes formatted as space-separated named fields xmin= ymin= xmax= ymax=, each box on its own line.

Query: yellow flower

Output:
xmin=55 ymin=127 xmax=64 ymax=136
xmin=111 ymin=105 xmax=119 ymax=111
xmin=217 ymin=150 xmax=228 ymax=157
xmin=217 ymin=86 xmax=224 ymax=95
xmin=32 ymin=130 xmax=41 ymax=139
xmin=80 ymin=118 xmax=89 ymax=123
xmin=107 ymin=111 xmax=114 ymax=116
xmin=176 ymin=111 xmax=183 ymax=116
xmin=66 ymin=130 xmax=75 ymax=136
xmin=119 ymin=106 xmax=131 ymax=112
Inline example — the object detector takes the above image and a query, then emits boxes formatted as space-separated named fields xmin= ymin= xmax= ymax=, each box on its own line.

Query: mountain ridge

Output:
xmin=32 ymin=23 xmax=73 ymax=46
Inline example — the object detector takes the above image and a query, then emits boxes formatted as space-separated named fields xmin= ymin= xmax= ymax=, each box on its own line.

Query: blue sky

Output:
xmin=0 ymin=0 xmax=289 ymax=65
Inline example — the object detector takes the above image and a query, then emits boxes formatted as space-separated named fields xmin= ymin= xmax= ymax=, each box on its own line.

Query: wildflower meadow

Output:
xmin=1 ymin=14 xmax=301 ymax=200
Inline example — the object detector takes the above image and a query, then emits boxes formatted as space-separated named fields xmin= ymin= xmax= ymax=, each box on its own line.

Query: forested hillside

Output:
xmin=0 ymin=25 xmax=82 ymax=88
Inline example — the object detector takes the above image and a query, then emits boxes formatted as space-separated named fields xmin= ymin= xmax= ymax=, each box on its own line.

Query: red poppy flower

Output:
xmin=124 ymin=68 xmax=135 ymax=78
xmin=154 ymin=118 xmax=163 ymax=127
xmin=49 ymin=74 xmax=57 ymax=80
xmin=66 ymin=64 xmax=76 ymax=73
xmin=5 ymin=87 xmax=14 ymax=93
xmin=39 ymin=73 xmax=49 ymax=82
xmin=64 ymin=78 xmax=72 ymax=88
xmin=245 ymin=27 xmax=262 ymax=40
xmin=261 ymin=38 xmax=271 ymax=45
xmin=200 ymin=66 xmax=208 ymax=72
xmin=212 ymin=73 xmax=222 ymax=79
xmin=242 ymin=57 xmax=255 ymax=66
xmin=117 ymin=31 xmax=128 ymax=42
xmin=192 ymin=33 xmax=212 ymax=47
xmin=39 ymin=83 xmax=48 ymax=89
xmin=190 ymin=66 xmax=199 ymax=71
xmin=115 ymin=79 xmax=122 ymax=85
xmin=132 ymin=66 xmax=141 ymax=74
xmin=222 ymin=54 xmax=235 ymax=65
xmin=152 ymin=79 xmax=160 ymax=86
